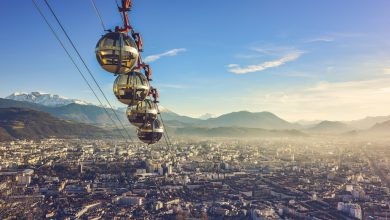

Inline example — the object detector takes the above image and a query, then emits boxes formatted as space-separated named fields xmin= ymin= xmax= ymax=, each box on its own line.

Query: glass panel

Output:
xmin=103 ymin=38 xmax=114 ymax=47
xmin=147 ymin=101 xmax=153 ymax=110
xmin=135 ymin=74 xmax=141 ymax=85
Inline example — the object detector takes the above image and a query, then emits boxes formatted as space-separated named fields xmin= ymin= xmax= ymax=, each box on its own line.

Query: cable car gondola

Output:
xmin=113 ymin=71 xmax=150 ymax=106
xmin=137 ymin=119 xmax=164 ymax=144
xmin=95 ymin=32 xmax=139 ymax=74
xmin=127 ymin=98 xmax=158 ymax=127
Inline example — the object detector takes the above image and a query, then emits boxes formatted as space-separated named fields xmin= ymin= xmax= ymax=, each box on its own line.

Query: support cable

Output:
xmin=90 ymin=0 xmax=108 ymax=32
xmin=31 ymin=0 xmax=128 ymax=140
xmin=114 ymin=0 xmax=124 ymax=22
xmin=156 ymin=105 xmax=173 ymax=151
xmin=43 ymin=0 xmax=134 ymax=142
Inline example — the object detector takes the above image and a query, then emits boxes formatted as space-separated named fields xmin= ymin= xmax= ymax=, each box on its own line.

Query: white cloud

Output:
xmin=157 ymin=83 xmax=188 ymax=89
xmin=384 ymin=68 xmax=390 ymax=75
xmin=144 ymin=48 xmax=186 ymax=63
xmin=227 ymin=51 xmax=304 ymax=74
xmin=251 ymin=46 xmax=296 ymax=55
xmin=227 ymin=64 xmax=239 ymax=68
xmin=305 ymin=32 xmax=367 ymax=44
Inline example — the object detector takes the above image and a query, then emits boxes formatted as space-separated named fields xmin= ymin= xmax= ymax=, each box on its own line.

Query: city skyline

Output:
xmin=1 ymin=0 xmax=390 ymax=121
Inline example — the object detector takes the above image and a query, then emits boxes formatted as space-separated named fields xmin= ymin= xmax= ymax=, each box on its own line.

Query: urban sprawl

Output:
xmin=0 ymin=137 xmax=389 ymax=219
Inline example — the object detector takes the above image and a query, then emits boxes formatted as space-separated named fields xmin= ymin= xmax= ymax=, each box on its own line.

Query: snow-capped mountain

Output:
xmin=5 ymin=92 xmax=90 ymax=107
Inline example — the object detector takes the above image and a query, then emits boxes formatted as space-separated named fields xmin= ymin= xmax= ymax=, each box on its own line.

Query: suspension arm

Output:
xmin=115 ymin=0 xmax=133 ymax=32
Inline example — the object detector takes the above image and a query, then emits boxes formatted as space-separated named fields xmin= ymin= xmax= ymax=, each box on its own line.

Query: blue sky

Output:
xmin=1 ymin=0 xmax=390 ymax=121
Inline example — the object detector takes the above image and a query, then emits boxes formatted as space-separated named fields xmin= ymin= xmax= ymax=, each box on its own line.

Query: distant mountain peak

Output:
xmin=370 ymin=120 xmax=390 ymax=130
xmin=157 ymin=105 xmax=172 ymax=113
xmin=307 ymin=120 xmax=351 ymax=133
xmin=5 ymin=91 xmax=90 ymax=107
xmin=202 ymin=110 xmax=298 ymax=130
xmin=318 ymin=120 xmax=343 ymax=125
xmin=199 ymin=113 xmax=216 ymax=120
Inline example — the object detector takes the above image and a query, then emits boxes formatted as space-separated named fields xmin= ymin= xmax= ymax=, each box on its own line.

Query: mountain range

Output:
xmin=6 ymin=92 xmax=89 ymax=107
xmin=1 ymin=92 xmax=390 ymax=139
xmin=0 ymin=98 xmax=126 ymax=126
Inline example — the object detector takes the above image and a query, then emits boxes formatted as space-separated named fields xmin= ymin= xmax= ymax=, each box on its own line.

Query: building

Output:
xmin=337 ymin=202 xmax=362 ymax=220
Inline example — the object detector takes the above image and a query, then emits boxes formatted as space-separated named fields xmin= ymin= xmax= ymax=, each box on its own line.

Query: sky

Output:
xmin=1 ymin=0 xmax=390 ymax=121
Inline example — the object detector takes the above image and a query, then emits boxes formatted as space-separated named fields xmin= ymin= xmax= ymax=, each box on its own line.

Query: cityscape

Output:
xmin=1 ymin=0 xmax=390 ymax=219
xmin=1 ymin=136 xmax=389 ymax=219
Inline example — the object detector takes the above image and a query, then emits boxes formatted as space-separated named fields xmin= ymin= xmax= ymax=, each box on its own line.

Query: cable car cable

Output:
xmin=156 ymin=105 xmax=173 ymax=146
xmin=160 ymin=119 xmax=172 ymax=150
xmin=161 ymin=129 xmax=170 ymax=151
xmin=114 ymin=0 xmax=125 ymax=22
xmin=156 ymin=105 xmax=173 ymax=150
xmin=31 ymin=0 xmax=128 ymax=140
xmin=43 ymin=0 xmax=134 ymax=142
xmin=90 ymin=0 xmax=108 ymax=32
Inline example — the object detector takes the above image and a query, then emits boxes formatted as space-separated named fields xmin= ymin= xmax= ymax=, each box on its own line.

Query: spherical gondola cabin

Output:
xmin=127 ymin=98 xmax=158 ymax=128
xmin=137 ymin=119 xmax=164 ymax=144
xmin=95 ymin=32 xmax=139 ymax=74
xmin=113 ymin=71 xmax=150 ymax=105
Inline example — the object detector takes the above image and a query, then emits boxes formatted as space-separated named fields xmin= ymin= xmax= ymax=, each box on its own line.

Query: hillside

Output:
xmin=0 ymin=98 xmax=126 ymax=126
xmin=347 ymin=116 xmax=390 ymax=129
xmin=161 ymin=110 xmax=202 ymax=125
xmin=307 ymin=121 xmax=352 ymax=134
xmin=0 ymin=108 xmax=112 ymax=140
xmin=367 ymin=120 xmax=390 ymax=134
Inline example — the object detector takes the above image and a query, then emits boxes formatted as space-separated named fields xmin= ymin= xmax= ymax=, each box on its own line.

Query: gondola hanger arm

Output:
xmin=115 ymin=0 xmax=133 ymax=33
